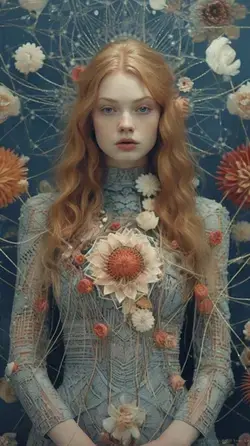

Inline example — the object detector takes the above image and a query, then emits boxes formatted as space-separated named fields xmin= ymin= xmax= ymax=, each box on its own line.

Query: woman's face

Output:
xmin=92 ymin=72 xmax=161 ymax=168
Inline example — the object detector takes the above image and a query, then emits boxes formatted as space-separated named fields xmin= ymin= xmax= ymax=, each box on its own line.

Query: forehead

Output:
xmin=97 ymin=72 xmax=152 ymax=101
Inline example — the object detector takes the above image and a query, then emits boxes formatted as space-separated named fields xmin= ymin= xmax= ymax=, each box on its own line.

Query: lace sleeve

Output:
xmin=5 ymin=194 xmax=74 ymax=437
xmin=174 ymin=200 xmax=235 ymax=437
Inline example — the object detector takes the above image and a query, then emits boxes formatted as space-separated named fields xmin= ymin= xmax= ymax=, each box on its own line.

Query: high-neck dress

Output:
xmin=6 ymin=167 xmax=234 ymax=446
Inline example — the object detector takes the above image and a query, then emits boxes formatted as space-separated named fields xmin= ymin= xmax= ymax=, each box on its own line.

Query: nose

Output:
xmin=118 ymin=112 xmax=135 ymax=132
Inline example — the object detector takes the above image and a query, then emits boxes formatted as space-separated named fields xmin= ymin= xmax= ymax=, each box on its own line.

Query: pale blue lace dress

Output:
xmin=6 ymin=167 xmax=234 ymax=445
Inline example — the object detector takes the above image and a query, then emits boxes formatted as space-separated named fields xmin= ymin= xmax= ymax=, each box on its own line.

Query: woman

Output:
xmin=6 ymin=39 xmax=234 ymax=446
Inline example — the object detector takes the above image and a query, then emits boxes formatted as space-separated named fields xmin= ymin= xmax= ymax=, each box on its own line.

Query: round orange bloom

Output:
xmin=197 ymin=298 xmax=214 ymax=314
xmin=93 ymin=323 xmax=109 ymax=339
xmin=136 ymin=296 xmax=152 ymax=309
xmin=171 ymin=240 xmax=179 ymax=250
xmin=154 ymin=330 xmax=169 ymax=348
xmin=110 ymin=222 xmax=121 ymax=231
xmin=71 ymin=65 xmax=85 ymax=81
xmin=34 ymin=297 xmax=49 ymax=313
xmin=154 ymin=330 xmax=177 ymax=349
xmin=77 ymin=277 xmax=94 ymax=294
xmin=209 ymin=230 xmax=223 ymax=246
xmin=169 ymin=374 xmax=185 ymax=391
xmin=194 ymin=283 xmax=209 ymax=301
xmin=74 ymin=253 xmax=86 ymax=265
xmin=12 ymin=363 xmax=19 ymax=373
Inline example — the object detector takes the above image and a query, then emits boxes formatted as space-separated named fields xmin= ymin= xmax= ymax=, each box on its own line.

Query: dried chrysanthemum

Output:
xmin=216 ymin=144 xmax=250 ymax=208
xmin=14 ymin=43 xmax=45 ymax=75
xmin=190 ymin=0 xmax=246 ymax=42
xmin=0 ymin=147 xmax=29 ymax=208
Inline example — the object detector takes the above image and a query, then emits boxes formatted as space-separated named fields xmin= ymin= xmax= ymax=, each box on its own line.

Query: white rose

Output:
xmin=149 ymin=0 xmax=166 ymax=10
xmin=136 ymin=211 xmax=159 ymax=231
xmin=206 ymin=37 xmax=241 ymax=77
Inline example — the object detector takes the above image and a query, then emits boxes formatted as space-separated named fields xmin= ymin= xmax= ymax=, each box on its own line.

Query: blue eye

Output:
xmin=101 ymin=107 xmax=114 ymax=114
xmin=138 ymin=106 xmax=151 ymax=114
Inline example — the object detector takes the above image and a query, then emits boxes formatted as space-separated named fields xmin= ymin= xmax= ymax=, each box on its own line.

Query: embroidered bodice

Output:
xmin=6 ymin=167 xmax=234 ymax=446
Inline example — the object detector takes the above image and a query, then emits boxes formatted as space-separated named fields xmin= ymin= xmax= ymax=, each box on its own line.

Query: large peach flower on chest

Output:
xmin=86 ymin=228 xmax=162 ymax=303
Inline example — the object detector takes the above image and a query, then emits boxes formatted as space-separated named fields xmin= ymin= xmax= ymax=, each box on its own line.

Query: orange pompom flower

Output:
xmin=197 ymin=298 xmax=214 ymax=314
xmin=209 ymin=230 xmax=223 ymax=246
xmin=74 ymin=253 xmax=86 ymax=265
xmin=93 ymin=323 xmax=109 ymax=339
xmin=153 ymin=330 xmax=177 ymax=349
xmin=0 ymin=147 xmax=29 ymax=208
xmin=77 ymin=277 xmax=94 ymax=294
xmin=171 ymin=240 xmax=179 ymax=250
xmin=194 ymin=283 xmax=209 ymax=301
xmin=109 ymin=222 xmax=121 ymax=231
xmin=136 ymin=296 xmax=152 ymax=309
xmin=71 ymin=65 xmax=86 ymax=81
xmin=34 ymin=297 xmax=49 ymax=313
xmin=169 ymin=374 xmax=185 ymax=391
xmin=216 ymin=144 xmax=250 ymax=208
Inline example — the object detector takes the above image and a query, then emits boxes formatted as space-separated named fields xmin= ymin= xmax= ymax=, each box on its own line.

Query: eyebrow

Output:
xmin=98 ymin=96 xmax=155 ymax=103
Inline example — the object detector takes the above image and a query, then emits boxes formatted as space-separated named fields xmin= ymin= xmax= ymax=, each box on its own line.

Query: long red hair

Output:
xmin=41 ymin=39 xmax=212 ymax=294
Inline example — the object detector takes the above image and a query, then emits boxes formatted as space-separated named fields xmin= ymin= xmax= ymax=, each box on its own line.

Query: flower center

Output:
xmin=107 ymin=247 xmax=144 ymax=282
xmin=202 ymin=1 xmax=231 ymax=25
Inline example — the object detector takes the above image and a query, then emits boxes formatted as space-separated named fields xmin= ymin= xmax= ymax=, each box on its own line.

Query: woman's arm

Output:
xmin=165 ymin=201 xmax=234 ymax=443
xmin=6 ymin=194 xmax=93 ymax=444
xmin=48 ymin=419 xmax=95 ymax=445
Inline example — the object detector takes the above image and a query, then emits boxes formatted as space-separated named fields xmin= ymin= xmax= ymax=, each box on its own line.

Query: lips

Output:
xmin=116 ymin=142 xmax=137 ymax=152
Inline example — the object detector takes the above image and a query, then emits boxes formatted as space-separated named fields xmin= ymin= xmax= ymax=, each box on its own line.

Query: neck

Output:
xmin=105 ymin=155 xmax=148 ymax=169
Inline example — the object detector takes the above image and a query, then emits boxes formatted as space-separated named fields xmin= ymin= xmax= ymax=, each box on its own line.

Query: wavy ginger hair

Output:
xmin=42 ymin=39 xmax=213 ymax=294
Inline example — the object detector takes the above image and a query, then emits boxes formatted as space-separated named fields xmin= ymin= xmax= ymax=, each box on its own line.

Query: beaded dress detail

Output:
xmin=6 ymin=167 xmax=234 ymax=446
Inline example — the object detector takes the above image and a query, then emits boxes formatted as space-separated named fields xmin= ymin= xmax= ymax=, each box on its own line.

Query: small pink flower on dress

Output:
xmin=209 ymin=230 xmax=223 ymax=246
xmin=194 ymin=283 xmax=209 ymax=301
xmin=153 ymin=330 xmax=177 ymax=349
xmin=243 ymin=321 xmax=250 ymax=341
xmin=0 ymin=432 xmax=18 ymax=446
xmin=77 ymin=277 xmax=94 ymax=294
xmin=171 ymin=240 xmax=179 ymax=250
xmin=74 ymin=253 xmax=86 ymax=265
xmin=34 ymin=297 xmax=49 ymax=313
xmin=93 ymin=323 xmax=109 ymax=339
xmin=238 ymin=433 xmax=250 ymax=446
xmin=197 ymin=298 xmax=214 ymax=314
xmin=169 ymin=374 xmax=185 ymax=391
xmin=71 ymin=65 xmax=85 ymax=81
xmin=110 ymin=222 xmax=121 ymax=231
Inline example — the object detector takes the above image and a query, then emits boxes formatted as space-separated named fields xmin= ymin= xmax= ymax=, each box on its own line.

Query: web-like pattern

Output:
xmin=0 ymin=1 xmax=250 ymax=445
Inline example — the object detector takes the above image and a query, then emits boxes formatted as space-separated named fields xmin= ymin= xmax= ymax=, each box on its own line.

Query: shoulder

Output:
xmin=19 ymin=192 xmax=58 ymax=232
xmin=195 ymin=196 xmax=230 ymax=234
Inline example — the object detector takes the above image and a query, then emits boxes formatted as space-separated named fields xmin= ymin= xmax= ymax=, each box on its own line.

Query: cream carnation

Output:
xmin=136 ymin=211 xmax=159 ymax=231
xmin=142 ymin=198 xmax=155 ymax=211
xmin=206 ymin=37 xmax=241 ymax=77
xmin=19 ymin=0 xmax=48 ymax=14
xmin=131 ymin=309 xmax=155 ymax=332
xmin=0 ymin=85 xmax=21 ymax=124
xmin=231 ymin=221 xmax=250 ymax=242
xmin=14 ymin=43 xmax=45 ymax=74
xmin=227 ymin=82 xmax=250 ymax=119
xmin=135 ymin=173 xmax=161 ymax=197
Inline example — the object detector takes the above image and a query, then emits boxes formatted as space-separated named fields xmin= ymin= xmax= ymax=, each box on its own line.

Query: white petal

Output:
xmin=112 ymin=428 xmax=123 ymax=441
xmin=103 ymin=417 xmax=116 ymax=433
xmin=129 ymin=426 xmax=141 ymax=439
xmin=108 ymin=404 xmax=117 ymax=418
xmin=121 ymin=430 xmax=132 ymax=445
xmin=104 ymin=284 xmax=116 ymax=295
